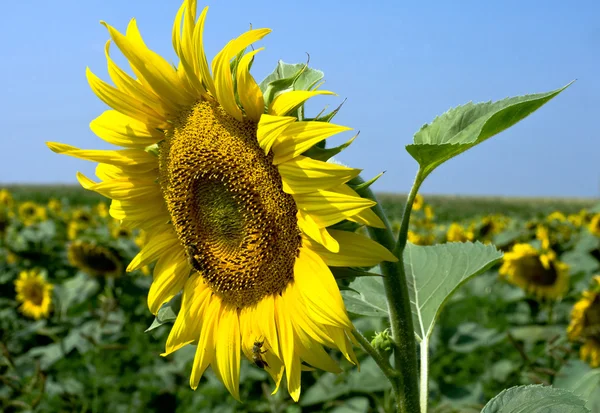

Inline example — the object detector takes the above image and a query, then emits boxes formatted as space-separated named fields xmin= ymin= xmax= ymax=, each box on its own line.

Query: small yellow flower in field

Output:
xmin=499 ymin=243 xmax=569 ymax=300
xmin=547 ymin=211 xmax=567 ymax=223
xmin=18 ymin=201 xmax=47 ymax=226
xmin=67 ymin=221 xmax=85 ymax=240
xmin=568 ymin=276 xmax=600 ymax=368
xmin=536 ymin=225 xmax=551 ymax=250
xmin=567 ymin=209 xmax=588 ymax=228
xmin=110 ymin=221 xmax=132 ymax=239
xmin=96 ymin=202 xmax=109 ymax=218
xmin=0 ymin=189 xmax=14 ymax=208
xmin=589 ymin=214 xmax=600 ymax=237
xmin=412 ymin=194 xmax=424 ymax=211
xmin=424 ymin=205 xmax=434 ymax=221
xmin=478 ymin=215 xmax=507 ymax=239
xmin=71 ymin=208 xmax=94 ymax=226
xmin=14 ymin=270 xmax=53 ymax=320
xmin=47 ymin=0 xmax=397 ymax=400
xmin=134 ymin=230 xmax=147 ymax=249
xmin=47 ymin=198 xmax=62 ymax=214
xmin=446 ymin=223 xmax=474 ymax=243
xmin=407 ymin=231 xmax=434 ymax=246
xmin=68 ymin=240 xmax=123 ymax=277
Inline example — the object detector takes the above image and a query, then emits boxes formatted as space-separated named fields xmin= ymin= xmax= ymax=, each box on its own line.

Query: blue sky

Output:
xmin=1 ymin=0 xmax=598 ymax=197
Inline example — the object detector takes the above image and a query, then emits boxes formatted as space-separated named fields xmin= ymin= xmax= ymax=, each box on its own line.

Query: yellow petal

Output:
xmin=212 ymin=28 xmax=271 ymax=121
xmin=190 ymin=297 xmax=220 ymax=389
xmin=256 ymin=114 xmax=296 ymax=154
xmin=90 ymin=110 xmax=163 ymax=149
xmin=86 ymin=68 xmax=168 ymax=128
xmin=192 ymin=7 xmax=216 ymax=97
xmin=256 ymin=295 xmax=280 ymax=358
xmin=293 ymin=188 xmax=377 ymax=228
xmin=76 ymin=172 xmax=157 ymax=201
xmin=127 ymin=231 xmax=180 ymax=272
xmin=164 ymin=274 xmax=211 ymax=355
xmin=294 ymin=247 xmax=353 ymax=330
xmin=95 ymin=163 xmax=158 ymax=181
xmin=279 ymin=155 xmax=360 ymax=194
xmin=47 ymin=142 xmax=157 ymax=166
xmin=104 ymin=40 xmax=170 ymax=116
xmin=102 ymin=20 xmax=195 ymax=111
xmin=272 ymin=122 xmax=352 ymax=165
xmin=331 ymin=184 xmax=385 ymax=228
xmin=236 ymin=48 xmax=265 ymax=121
xmin=147 ymin=247 xmax=189 ymax=314
xmin=275 ymin=292 xmax=301 ymax=401
xmin=297 ymin=211 xmax=339 ymax=253
xmin=214 ymin=307 xmax=241 ymax=400
xmin=269 ymin=90 xmax=334 ymax=116
xmin=294 ymin=327 xmax=341 ymax=373
xmin=302 ymin=229 xmax=397 ymax=267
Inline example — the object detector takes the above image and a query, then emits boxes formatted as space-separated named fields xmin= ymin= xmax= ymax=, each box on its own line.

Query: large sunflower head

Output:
xmin=499 ymin=243 xmax=569 ymax=300
xmin=568 ymin=276 xmax=600 ymax=367
xmin=18 ymin=201 xmax=47 ymax=226
xmin=14 ymin=269 xmax=53 ymax=320
xmin=68 ymin=240 xmax=123 ymax=278
xmin=47 ymin=0 xmax=397 ymax=401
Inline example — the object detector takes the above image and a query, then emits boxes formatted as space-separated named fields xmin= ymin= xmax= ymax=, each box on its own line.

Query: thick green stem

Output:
xmin=361 ymin=182 xmax=421 ymax=413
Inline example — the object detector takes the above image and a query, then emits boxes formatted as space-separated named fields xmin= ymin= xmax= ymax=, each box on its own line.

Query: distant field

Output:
xmin=3 ymin=184 xmax=598 ymax=222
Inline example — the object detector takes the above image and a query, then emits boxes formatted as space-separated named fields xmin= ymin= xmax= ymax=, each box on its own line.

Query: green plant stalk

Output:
xmin=361 ymin=181 xmax=420 ymax=413
xmin=420 ymin=340 xmax=429 ymax=413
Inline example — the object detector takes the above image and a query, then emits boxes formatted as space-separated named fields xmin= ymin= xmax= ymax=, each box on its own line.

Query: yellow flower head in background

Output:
xmin=47 ymin=198 xmax=62 ymax=214
xmin=568 ymin=276 xmax=600 ymax=368
xmin=446 ymin=223 xmax=474 ymax=243
xmin=589 ymin=214 xmax=600 ymax=237
xmin=47 ymin=0 xmax=397 ymax=400
xmin=96 ymin=202 xmax=109 ymax=218
xmin=499 ymin=243 xmax=569 ymax=300
xmin=71 ymin=208 xmax=94 ymax=227
xmin=536 ymin=225 xmax=551 ymax=250
xmin=1 ymin=189 xmax=14 ymax=208
xmin=18 ymin=201 xmax=47 ymax=226
xmin=407 ymin=230 xmax=434 ymax=246
xmin=412 ymin=194 xmax=424 ymax=211
xmin=424 ymin=205 xmax=435 ymax=221
xmin=14 ymin=270 xmax=53 ymax=319
xmin=547 ymin=211 xmax=567 ymax=223
xmin=68 ymin=240 xmax=123 ymax=277
xmin=567 ymin=209 xmax=588 ymax=228
xmin=110 ymin=220 xmax=132 ymax=239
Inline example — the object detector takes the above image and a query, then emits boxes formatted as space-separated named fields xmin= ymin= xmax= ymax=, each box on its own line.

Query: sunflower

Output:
xmin=14 ymin=270 xmax=53 ymax=319
xmin=412 ymin=194 xmax=424 ymax=211
xmin=589 ymin=214 xmax=600 ymax=237
xmin=446 ymin=223 xmax=474 ymax=243
xmin=499 ymin=243 xmax=569 ymax=300
xmin=0 ymin=189 xmax=14 ymax=208
xmin=96 ymin=202 xmax=110 ymax=219
xmin=47 ymin=0 xmax=396 ymax=400
xmin=568 ymin=276 xmax=600 ymax=368
xmin=47 ymin=198 xmax=62 ymax=214
xmin=18 ymin=201 xmax=47 ymax=226
xmin=547 ymin=211 xmax=567 ymax=223
xmin=68 ymin=240 xmax=123 ymax=278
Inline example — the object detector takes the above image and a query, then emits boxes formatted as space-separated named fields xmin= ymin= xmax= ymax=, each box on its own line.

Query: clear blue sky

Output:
xmin=1 ymin=0 xmax=598 ymax=197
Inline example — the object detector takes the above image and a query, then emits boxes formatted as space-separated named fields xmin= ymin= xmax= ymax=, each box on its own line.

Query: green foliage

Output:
xmin=405 ymin=242 xmax=503 ymax=340
xmin=481 ymin=384 xmax=589 ymax=412
xmin=406 ymin=83 xmax=572 ymax=178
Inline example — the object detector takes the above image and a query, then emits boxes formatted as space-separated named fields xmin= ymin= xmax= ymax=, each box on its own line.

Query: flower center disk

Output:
xmin=160 ymin=101 xmax=301 ymax=308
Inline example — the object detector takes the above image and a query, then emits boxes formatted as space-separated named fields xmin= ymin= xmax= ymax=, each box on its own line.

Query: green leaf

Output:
xmin=332 ymin=267 xmax=381 ymax=279
xmin=481 ymin=384 xmax=589 ymax=413
xmin=405 ymin=242 xmax=503 ymax=340
xmin=302 ymin=132 xmax=358 ymax=162
xmin=145 ymin=292 xmax=182 ymax=332
xmin=406 ymin=83 xmax=572 ymax=178
xmin=341 ymin=277 xmax=388 ymax=317
xmin=258 ymin=60 xmax=324 ymax=112
xmin=555 ymin=360 xmax=600 ymax=412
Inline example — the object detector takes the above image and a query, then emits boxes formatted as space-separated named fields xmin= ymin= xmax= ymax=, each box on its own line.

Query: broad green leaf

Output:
xmin=447 ymin=322 xmax=504 ymax=353
xmin=481 ymin=384 xmax=589 ymax=413
xmin=259 ymin=60 xmax=324 ymax=112
xmin=341 ymin=276 xmax=388 ymax=317
xmin=555 ymin=360 xmax=600 ymax=412
xmin=406 ymin=83 xmax=572 ymax=178
xmin=146 ymin=292 xmax=181 ymax=332
xmin=405 ymin=242 xmax=502 ymax=340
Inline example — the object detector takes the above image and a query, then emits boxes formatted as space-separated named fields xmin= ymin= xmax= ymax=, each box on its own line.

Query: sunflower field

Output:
xmin=2 ymin=186 xmax=599 ymax=412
